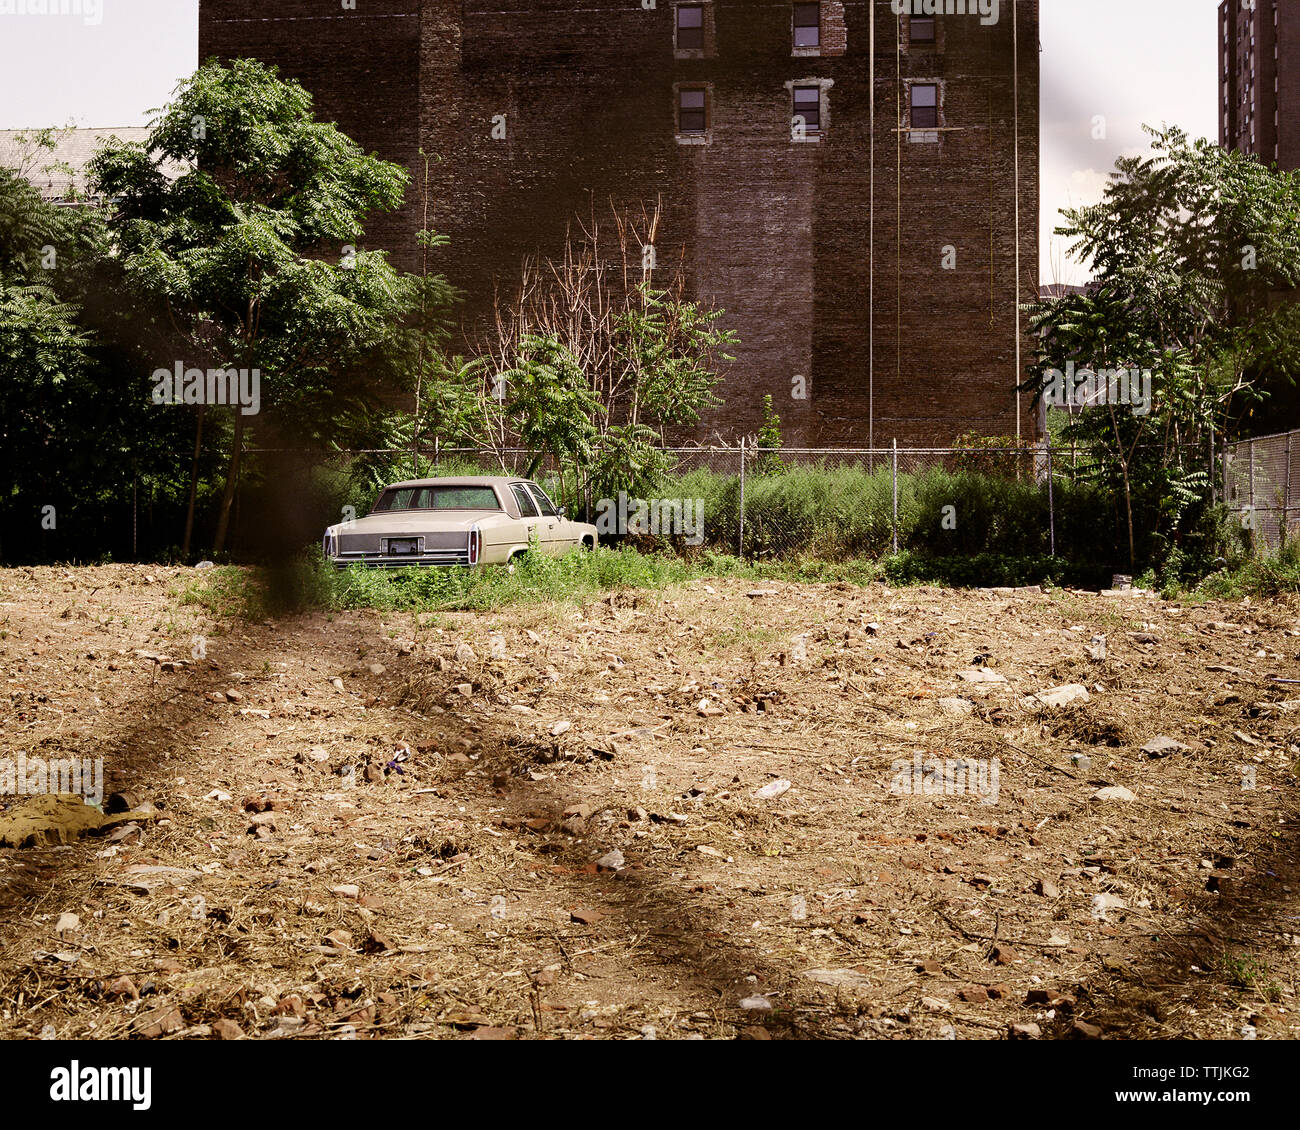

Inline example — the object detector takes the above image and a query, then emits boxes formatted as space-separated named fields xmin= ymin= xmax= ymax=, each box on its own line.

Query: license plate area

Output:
xmin=386 ymin=537 xmax=422 ymax=556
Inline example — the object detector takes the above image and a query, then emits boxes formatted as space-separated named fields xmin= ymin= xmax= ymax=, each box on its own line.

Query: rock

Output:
xmin=1091 ymin=892 xmax=1127 ymax=918
xmin=921 ymin=996 xmax=952 ymax=1013
xmin=105 ymin=976 xmax=139 ymax=1000
xmin=937 ymin=697 xmax=974 ymax=717
xmin=330 ymin=677 xmax=345 ymax=692
xmin=958 ymin=986 xmax=989 ymax=1004
xmin=549 ymin=720 xmax=572 ymax=736
xmin=958 ymin=668 xmax=1007 ymax=683
xmin=331 ymin=884 xmax=360 ymax=899
xmin=1034 ymin=879 xmax=1059 ymax=899
xmin=211 ymin=1018 xmax=245 ymax=1040
xmin=802 ymin=968 xmax=872 ymax=989
xmin=990 ymin=945 xmax=1020 ymax=966
xmin=696 ymin=698 xmax=724 ymax=716
xmin=753 ymin=778 xmax=792 ymax=800
xmin=54 ymin=913 xmax=80 ymax=934
xmin=627 ymin=806 xmax=647 ymax=822
xmin=135 ymin=1006 xmax=185 ymax=1039
xmin=1091 ymin=785 xmax=1136 ymax=803
xmin=363 ymin=764 xmax=384 ymax=783
xmin=1036 ymin=684 xmax=1090 ymax=708
xmin=1141 ymin=735 xmax=1188 ymax=758
xmin=745 ymin=590 xmax=777 ymax=599
xmin=207 ymin=691 xmax=227 ymax=704
xmin=367 ymin=663 xmax=386 ymax=676
xmin=454 ymin=642 xmax=477 ymax=666
xmin=595 ymin=850 xmax=625 ymax=871
xmin=739 ymin=995 xmax=773 ymax=1009
xmin=570 ymin=908 xmax=605 ymax=926
xmin=194 ymin=561 xmax=215 ymax=571
xmin=454 ymin=683 xmax=473 ymax=697
xmin=224 ymin=690 xmax=244 ymax=704
xmin=323 ymin=929 xmax=353 ymax=950
xmin=695 ymin=845 xmax=727 ymax=859
xmin=1009 ymin=1022 xmax=1041 ymax=1039
xmin=1070 ymin=1019 xmax=1103 ymax=1039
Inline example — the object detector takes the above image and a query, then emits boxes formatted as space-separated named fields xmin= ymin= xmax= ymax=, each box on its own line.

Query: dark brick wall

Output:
xmin=200 ymin=0 xmax=1040 ymax=447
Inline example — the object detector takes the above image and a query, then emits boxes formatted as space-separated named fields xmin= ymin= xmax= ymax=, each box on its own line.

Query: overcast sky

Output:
xmin=0 ymin=0 xmax=1221 ymax=285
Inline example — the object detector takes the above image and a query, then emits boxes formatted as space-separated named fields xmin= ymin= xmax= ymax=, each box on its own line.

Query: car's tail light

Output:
xmin=467 ymin=525 xmax=481 ymax=566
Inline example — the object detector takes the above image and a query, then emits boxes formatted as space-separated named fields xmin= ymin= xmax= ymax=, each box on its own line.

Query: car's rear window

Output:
xmin=374 ymin=486 xmax=501 ymax=512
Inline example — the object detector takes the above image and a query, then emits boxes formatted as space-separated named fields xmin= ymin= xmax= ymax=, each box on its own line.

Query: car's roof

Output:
xmin=383 ymin=476 xmax=530 ymax=491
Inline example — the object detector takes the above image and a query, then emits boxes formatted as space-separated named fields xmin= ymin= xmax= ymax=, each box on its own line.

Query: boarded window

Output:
xmin=911 ymin=83 xmax=938 ymax=129
xmin=677 ymin=5 xmax=704 ymax=50
xmin=679 ymin=88 xmax=707 ymax=133
xmin=794 ymin=86 xmax=821 ymax=132
xmin=910 ymin=17 xmax=936 ymax=43
xmin=793 ymin=3 xmax=820 ymax=48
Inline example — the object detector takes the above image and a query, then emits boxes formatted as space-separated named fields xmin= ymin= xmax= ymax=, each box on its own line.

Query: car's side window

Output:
xmin=512 ymin=484 xmax=539 ymax=517
xmin=387 ymin=489 xmax=415 ymax=510
xmin=526 ymin=484 xmax=559 ymax=517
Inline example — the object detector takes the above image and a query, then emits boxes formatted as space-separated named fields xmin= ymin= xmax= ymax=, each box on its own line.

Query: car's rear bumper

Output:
xmin=330 ymin=553 xmax=473 ymax=569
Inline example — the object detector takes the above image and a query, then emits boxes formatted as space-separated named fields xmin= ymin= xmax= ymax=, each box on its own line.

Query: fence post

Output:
xmin=1286 ymin=433 xmax=1293 ymax=543
xmin=891 ymin=438 xmax=898 ymax=555
xmin=738 ymin=437 xmax=746 ymax=559
xmin=1046 ymin=436 xmax=1055 ymax=558
xmin=1249 ymin=438 xmax=1256 ymax=537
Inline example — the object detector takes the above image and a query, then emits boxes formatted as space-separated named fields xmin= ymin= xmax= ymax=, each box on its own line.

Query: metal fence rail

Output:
xmin=235 ymin=438 xmax=1218 ymax=563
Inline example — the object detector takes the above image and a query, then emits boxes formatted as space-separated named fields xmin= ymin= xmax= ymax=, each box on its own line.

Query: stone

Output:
xmin=753 ymin=778 xmax=792 ymax=800
xmin=802 ymin=968 xmax=872 ymax=989
xmin=595 ymin=850 xmax=625 ymax=871
xmin=454 ymin=642 xmax=477 ymax=666
xmin=957 ymin=986 xmax=989 ymax=1004
xmin=1009 ymin=1022 xmax=1041 ymax=1039
xmin=1141 ymin=735 xmax=1188 ymax=758
xmin=1036 ymin=684 xmax=1090 ymax=708
xmin=1035 ymin=878 xmax=1059 ymax=899
xmin=1091 ymin=785 xmax=1136 ymax=803
xmin=1070 ymin=1019 xmax=1103 ymax=1039
xmin=937 ymin=697 xmax=974 ymax=717
xmin=958 ymin=668 xmax=1007 ymax=683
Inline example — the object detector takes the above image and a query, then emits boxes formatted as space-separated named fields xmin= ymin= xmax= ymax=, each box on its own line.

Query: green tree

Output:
xmin=90 ymin=58 xmax=413 ymax=555
xmin=1031 ymin=127 xmax=1300 ymax=572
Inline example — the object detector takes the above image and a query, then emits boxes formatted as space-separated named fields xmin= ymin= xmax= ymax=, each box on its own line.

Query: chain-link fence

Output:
xmin=1224 ymin=430 xmax=1300 ymax=551
xmin=235 ymin=441 xmax=1077 ymax=562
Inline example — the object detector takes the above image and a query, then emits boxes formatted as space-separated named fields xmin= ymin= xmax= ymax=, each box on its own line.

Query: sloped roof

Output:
xmin=0 ymin=127 xmax=189 ymax=200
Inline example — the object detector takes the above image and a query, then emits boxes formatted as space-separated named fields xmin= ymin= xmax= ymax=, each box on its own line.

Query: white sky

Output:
xmin=0 ymin=0 xmax=1222 ymax=285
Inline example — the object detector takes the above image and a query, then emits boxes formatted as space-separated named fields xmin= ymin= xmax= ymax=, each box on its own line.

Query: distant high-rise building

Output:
xmin=1220 ymin=0 xmax=1300 ymax=170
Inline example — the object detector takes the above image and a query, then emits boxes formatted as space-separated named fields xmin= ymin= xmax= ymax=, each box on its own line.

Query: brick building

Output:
xmin=199 ymin=0 xmax=1039 ymax=447
xmin=1220 ymin=0 xmax=1300 ymax=172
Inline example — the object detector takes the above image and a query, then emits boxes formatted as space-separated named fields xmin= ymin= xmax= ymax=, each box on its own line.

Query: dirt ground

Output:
xmin=1 ymin=564 xmax=1298 ymax=1040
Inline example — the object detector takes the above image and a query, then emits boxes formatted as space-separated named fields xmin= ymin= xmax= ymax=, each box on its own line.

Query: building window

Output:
xmin=793 ymin=3 xmax=820 ymax=49
xmin=679 ymin=87 xmax=708 ymax=134
xmin=910 ymin=83 xmax=938 ymax=129
xmin=676 ymin=5 xmax=704 ymax=51
xmin=793 ymin=86 xmax=821 ymax=133
xmin=910 ymin=17 xmax=936 ymax=44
